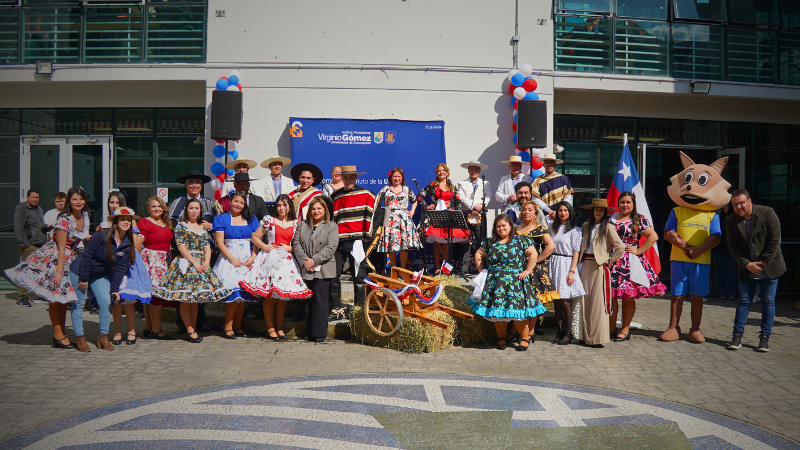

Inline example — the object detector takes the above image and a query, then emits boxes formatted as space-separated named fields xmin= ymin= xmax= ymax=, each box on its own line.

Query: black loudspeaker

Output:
xmin=516 ymin=100 xmax=547 ymax=149
xmin=210 ymin=90 xmax=243 ymax=140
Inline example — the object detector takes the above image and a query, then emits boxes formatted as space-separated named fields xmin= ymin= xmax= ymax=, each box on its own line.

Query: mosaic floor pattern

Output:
xmin=1 ymin=374 xmax=797 ymax=450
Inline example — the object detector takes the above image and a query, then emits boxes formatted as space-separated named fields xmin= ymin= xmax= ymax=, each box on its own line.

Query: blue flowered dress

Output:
xmin=469 ymin=235 xmax=547 ymax=322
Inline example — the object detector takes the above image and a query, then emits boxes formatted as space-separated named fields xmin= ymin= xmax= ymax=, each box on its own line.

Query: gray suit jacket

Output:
xmin=726 ymin=205 xmax=786 ymax=281
xmin=293 ymin=220 xmax=339 ymax=280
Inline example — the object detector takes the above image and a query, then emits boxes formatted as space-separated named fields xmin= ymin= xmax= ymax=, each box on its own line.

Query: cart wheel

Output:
xmin=364 ymin=288 xmax=404 ymax=336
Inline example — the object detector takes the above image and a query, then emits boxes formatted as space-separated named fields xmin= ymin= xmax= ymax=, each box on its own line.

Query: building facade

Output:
xmin=1 ymin=0 xmax=799 ymax=291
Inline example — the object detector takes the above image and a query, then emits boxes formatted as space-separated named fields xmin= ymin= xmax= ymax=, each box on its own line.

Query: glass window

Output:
xmin=555 ymin=15 xmax=612 ymax=73
xmin=600 ymin=117 xmax=635 ymax=141
xmin=673 ymin=0 xmax=726 ymax=20
xmin=0 ymin=109 xmax=20 ymax=135
xmin=156 ymin=108 xmax=204 ymax=134
xmin=116 ymin=137 xmax=154 ymax=184
xmin=671 ymin=23 xmax=725 ymax=80
xmin=117 ymin=186 xmax=153 ymax=219
xmin=599 ymin=141 xmax=626 ymax=189
xmin=615 ymin=19 xmax=670 ymax=75
xmin=21 ymin=7 xmax=80 ymax=63
xmin=779 ymin=31 xmax=800 ymax=85
xmin=560 ymin=142 xmax=597 ymax=190
xmin=22 ymin=109 xmax=113 ymax=135
xmin=616 ymin=0 xmax=668 ymax=20
xmin=752 ymin=148 xmax=800 ymax=195
xmin=0 ymin=137 xmax=19 ymax=231
xmin=781 ymin=0 xmax=800 ymax=30
xmin=145 ymin=5 xmax=206 ymax=63
xmin=156 ymin=136 xmax=204 ymax=184
xmin=554 ymin=115 xmax=597 ymax=141
xmin=730 ymin=0 xmax=777 ymax=24
xmin=84 ymin=6 xmax=143 ymax=64
xmin=727 ymin=27 xmax=777 ymax=83
xmin=557 ymin=0 xmax=613 ymax=13
xmin=572 ymin=191 xmax=601 ymax=226
xmin=757 ymin=123 xmax=792 ymax=148
xmin=0 ymin=7 xmax=20 ymax=65
xmin=116 ymin=109 xmax=154 ymax=134
xmin=723 ymin=122 xmax=755 ymax=147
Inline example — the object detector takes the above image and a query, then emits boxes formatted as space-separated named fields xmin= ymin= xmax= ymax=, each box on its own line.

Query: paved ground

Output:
xmin=0 ymin=288 xmax=798 ymax=448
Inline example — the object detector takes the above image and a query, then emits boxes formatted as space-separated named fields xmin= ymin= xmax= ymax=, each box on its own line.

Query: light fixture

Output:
xmin=87 ymin=138 xmax=98 ymax=144
xmin=689 ymin=79 xmax=711 ymax=94
xmin=35 ymin=61 xmax=53 ymax=75
xmin=193 ymin=136 xmax=206 ymax=145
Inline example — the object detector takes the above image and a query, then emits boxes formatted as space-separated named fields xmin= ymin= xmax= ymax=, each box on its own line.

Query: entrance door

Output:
xmin=717 ymin=147 xmax=745 ymax=190
xmin=20 ymin=136 xmax=113 ymax=227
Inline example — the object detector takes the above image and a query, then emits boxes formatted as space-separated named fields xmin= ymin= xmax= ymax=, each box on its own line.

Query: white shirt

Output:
xmin=256 ymin=175 xmax=295 ymax=203
xmin=457 ymin=178 xmax=491 ymax=210
xmin=495 ymin=173 xmax=532 ymax=206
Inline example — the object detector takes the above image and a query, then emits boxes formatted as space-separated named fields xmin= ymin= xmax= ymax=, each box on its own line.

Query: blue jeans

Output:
xmin=734 ymin=278 xmax=778 ymax=336
xmin=715 ymin=253 xmax=738 ymax=297
xmin=68 ymin=271 xmax=112 ymax=336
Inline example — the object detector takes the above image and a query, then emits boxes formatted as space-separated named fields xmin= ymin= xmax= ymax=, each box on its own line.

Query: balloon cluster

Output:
xmin=506 ymin=64 xmax=544 ymax=178
xmin=209 ymin=70 xmax=244 ymax=200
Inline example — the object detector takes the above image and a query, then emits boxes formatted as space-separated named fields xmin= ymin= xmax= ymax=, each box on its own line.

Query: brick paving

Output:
xmin=0 ymin=289 xmax=798 ymax=445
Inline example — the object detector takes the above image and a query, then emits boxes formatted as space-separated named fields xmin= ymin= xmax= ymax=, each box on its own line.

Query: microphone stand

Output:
xmin=411 ymin=179 xmax=430 ymax=275
xmin=479 ymin=174 xmax=487 ymax=244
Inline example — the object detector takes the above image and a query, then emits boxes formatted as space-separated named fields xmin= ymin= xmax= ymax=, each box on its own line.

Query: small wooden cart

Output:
xmin=364 ymin=267 xmax=474 ymax=336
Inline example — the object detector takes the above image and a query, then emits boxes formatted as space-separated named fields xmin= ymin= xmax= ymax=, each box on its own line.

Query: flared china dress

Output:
xmin=468 ymin=236 xmax=547 ymax=322
xmin=118 ymin=249 xmax=153 ymax=304
xmin=152 ymin=223 xmax=230 ymax=303
xmin=548 ymin=225 xmax=586 ymax=299
xmin=4 ymin=212 xmax=90 ymax=304
xmin=607 ymin=214 xmax=666 ymax=300
xmin=517 ymin=225 xmax=561 ymax=304
xmin=239 ymin=216 xmax=312 ymax=301
xmin=138 ymin=217 xmax=179 ymax=308
xmin=211 ymin=213 xmax=259 ymax=302
xmin=418 ymin=182 xmax=471 ymax=244
xmin=376 ymin=186 xmax=422 ymax=252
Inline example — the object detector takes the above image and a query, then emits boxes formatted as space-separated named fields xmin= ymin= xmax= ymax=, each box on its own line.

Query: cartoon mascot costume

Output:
xmin=660 ymin=152 xmax=731 ymax=343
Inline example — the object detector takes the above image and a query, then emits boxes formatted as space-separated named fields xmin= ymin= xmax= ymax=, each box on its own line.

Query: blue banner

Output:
xmin=289 ymin=118 xmax=446 ymax=192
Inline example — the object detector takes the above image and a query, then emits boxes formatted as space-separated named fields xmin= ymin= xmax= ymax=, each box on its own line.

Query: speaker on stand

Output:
xmin=516 ymin=100 xmax=547 ymax=149
xmin=210 ymin=90 xmax=243 ymax=141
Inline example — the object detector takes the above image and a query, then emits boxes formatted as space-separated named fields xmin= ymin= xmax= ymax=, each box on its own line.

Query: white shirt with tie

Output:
xmin=457 ymin=178 xmax=491 ymax=211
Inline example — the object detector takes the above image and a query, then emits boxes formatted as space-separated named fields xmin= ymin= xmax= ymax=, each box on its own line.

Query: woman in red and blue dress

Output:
xmin=418 ymin=163 xmax=471 ymax=273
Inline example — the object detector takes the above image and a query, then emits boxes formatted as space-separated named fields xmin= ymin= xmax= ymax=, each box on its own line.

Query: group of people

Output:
xmin=7 ymin=150 xmax=785 ymax=353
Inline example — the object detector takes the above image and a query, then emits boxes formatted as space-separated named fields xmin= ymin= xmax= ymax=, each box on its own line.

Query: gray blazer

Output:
xmin=727 ymin=205 xmax=786 ymax=281
xmin=293 ymin=220 xmax=339 ymax=280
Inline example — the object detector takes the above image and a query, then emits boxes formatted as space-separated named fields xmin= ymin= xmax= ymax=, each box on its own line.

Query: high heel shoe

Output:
xmin=613 ymin=330 xmax=631 ymax=342
xmin=516 ymin=338 xmax=530 ymax=351
xmin=552 ymin=331 xmax=564 ymax=344
xmin=126 ymin=331 xmax=137 ymax=345
xmin=187 ymin=331 xmax=203 ymax=343
xmin=52 ymin=337 xmax=75 ymax=349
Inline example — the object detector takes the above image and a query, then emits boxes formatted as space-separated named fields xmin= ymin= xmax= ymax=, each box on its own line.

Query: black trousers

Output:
xmin=334 ymin=240 xmax=368 ymax=305
xmin=306 ymin=278 xmax=331 ymax=340
xmin=458 ymin=220 xmax=485 ymax=274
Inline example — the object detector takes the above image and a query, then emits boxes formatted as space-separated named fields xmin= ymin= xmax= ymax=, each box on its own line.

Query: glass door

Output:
xmin=717 ymin=147 xmax=745 ymax=191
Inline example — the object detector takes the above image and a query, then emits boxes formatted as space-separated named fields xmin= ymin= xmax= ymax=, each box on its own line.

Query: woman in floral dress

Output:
xmin=516 ymin=201 xmax=559 ymax=338
xmin=377 ymin=167 xmax=421 ymax=270
xmin=608 ymin=191 xmax=666 ymax=341
xmin=5 ymin=187 xmax=90 ymax=349
xmin=469 ymin=214 xmax=546 ymax=351
xmin=136 ymin=196 xmax=176 ymax=340
xmin=240 ymin=194 xmax=312 ymax=340
xmin=153 ymin=199 xmax=230 ymax=343
xmin=418 ymin=163 xmax=470 ymax=273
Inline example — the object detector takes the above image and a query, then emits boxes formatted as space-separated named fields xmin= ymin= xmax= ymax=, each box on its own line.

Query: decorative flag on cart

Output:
xmin=411 ymin=270 xmax=423 ymax=285
xmin=606 ymin=134 xmax=661 ymax=275
xmin=440 ymin=261 xmax=453 ymax=276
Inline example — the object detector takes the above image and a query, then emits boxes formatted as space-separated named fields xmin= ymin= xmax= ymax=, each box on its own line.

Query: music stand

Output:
xmin=426 ymin=210 xmax=470 ymax=281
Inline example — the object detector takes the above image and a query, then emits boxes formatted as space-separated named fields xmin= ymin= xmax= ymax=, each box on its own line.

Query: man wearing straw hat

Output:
xmin=289 ymin=162 xmax=324 ymax=220
xmin=259 ymin=156 xmax=295 ymax=203
xmin=495 ymin=155 xmax=532 ymax=209
xmin=458 ymin=160 xmax=491 ymax=271
xmin=531 ymin=152 xmax=574 ymax=222
xmin=222 ymin=157 xmax=268 ymax=200
xmin=330 ymin=165 xmax=379 ymax=307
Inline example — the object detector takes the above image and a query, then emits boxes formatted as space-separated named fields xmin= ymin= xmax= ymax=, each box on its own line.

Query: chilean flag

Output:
xmin=606 ymin=134 xmax=661 ymax=275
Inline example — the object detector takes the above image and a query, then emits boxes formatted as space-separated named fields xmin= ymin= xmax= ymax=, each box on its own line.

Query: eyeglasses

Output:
xmin=732 ymin=200 xmax=749 ymax=208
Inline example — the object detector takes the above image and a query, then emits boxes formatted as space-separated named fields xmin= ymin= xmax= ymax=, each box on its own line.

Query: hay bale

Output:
xmin=350 ymin=304 xmax=455 ymax=354
xmin=436 ymin=278 xmax=497 ymax=346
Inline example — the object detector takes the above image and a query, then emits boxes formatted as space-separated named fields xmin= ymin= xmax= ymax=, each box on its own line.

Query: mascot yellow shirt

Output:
xmin=666 ymin=207 xmax=721 ymax=265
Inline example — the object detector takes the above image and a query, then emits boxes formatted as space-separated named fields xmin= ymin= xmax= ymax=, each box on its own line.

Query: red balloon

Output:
xmin=217 ymin=174 xmax=226 ymax=182
xmin=507 ymin=83 xmax=516 ymax=95
xmin=512 ymin=122 xmax=517 ymax=132
xmin=523 ymin=78 xmax=538 ymax=92
xmin=531 ymin=156 xmax=543 ymax=170
xmin=215 ymin=139 xmax=225 ymax=144
xmin=237 ymin=83 xmax=243 ymax=90
xmin=513 ymin=99 xmax=519 ymax=110
xmin=214 ymin=189 xmax=222 ymax=200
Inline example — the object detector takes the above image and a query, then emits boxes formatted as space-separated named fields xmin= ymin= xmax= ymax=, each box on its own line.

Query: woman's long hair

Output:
xmin=618 ymin=191 xmax=641 ymax=236
xmin=108 ymin=190 xmax=127 ymax=211
xmin=58 ymin=187 xmax=88 ymax=219
xmin=518 ymin=200 xmax=541 ymax=228
xmin=181 ymin=198 xmax=203 ymax=224
xmin=305 ymin=196 xmax=330 ymax=224
xmin=230 ymin=191 xmax=252 ymax=223
xmin=146 ymin=195 xmax=173 ymax=230
xmin=551 ymin=201 xmax=576 ymax=234
xmin=106 ymin=215 xmax=136 ymax=265
xmin=587 ymin=207 xmax=610 ymax=243
xmin=272 ymin=194 xmax=296 ymax=221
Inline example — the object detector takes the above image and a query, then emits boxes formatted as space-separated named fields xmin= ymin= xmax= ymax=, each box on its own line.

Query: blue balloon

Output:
xmin=510 ymin=96 xmax=518 ymax=107
xmin=513 ymin=112 xmax=517 ymax=123
xmin=524 ymin=92 xmax=540 ymax=101
xmin=215 ymin=78 xmax=229 ymax=91
xmin=212 ymin=145 xmax=226 ymax=158
xmin=230 ymin=149 xmax=239 ymax=160
xmin=513 ymin=134 xmax=518 ymax=144
xmin=227 ymin=75 xmax=239 ymax=86
xmin=227 ymin=169 xmax=235 ymax=176
xmin=210 ymin=162 xmax=225 ymax=176
xmin=531 ymin=168 xmax=544 ymax=178
xmin=511 ymin=73 xmax=525 ymax=87
xmin=524 ymin=75 xmax=533 ymax=80
xmin=518 ymin=150 xmax=530 ymax=162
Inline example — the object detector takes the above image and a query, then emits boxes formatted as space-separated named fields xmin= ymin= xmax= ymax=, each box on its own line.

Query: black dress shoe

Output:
xmin=153 ymin=331 xmax=175 ymax=340
xmin=197 ymin=323 xmax=211 ymax=332
xmin=223 ymin=330 xmax=238 ymax=340
xmin=111 ymin=333 xmax=123 ymax=345
xmin=187 ymin=332 xmax=203 ymax=343
xmin=52 ymin=337 xmax=76 ymax=349
xmin=613 ymin=330 xmax=631 ymax=342
xmin=534 ymin=323 xmax=544 ymax=335
xmin=142 ymin=329 xmax=152 ymax=339
xmin=265 ymin=330 xmax=279 ymax=341
xmin=234 ymin=329 xmax=247 ymax=338
xmin=126 ymin=332 xmax=137 ymax=345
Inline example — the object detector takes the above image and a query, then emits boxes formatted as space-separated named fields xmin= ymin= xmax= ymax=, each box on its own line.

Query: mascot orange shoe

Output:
xmin=660 ymin=152 xmax=731 ymax=343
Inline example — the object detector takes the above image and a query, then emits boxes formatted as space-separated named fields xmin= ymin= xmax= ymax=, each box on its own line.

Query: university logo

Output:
xmin=374 ymin=131 xmax=384 ymax=144
xmin=386 ymin=131 xmax=396 ymax=144
xmin=290 ymin=121 xmax=303 ymax=138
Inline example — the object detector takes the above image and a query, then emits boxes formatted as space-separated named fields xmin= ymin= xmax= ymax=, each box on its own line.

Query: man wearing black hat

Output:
xmin=288 ymin=163 xmax=323 ymax=221
xmin=213 ymin=172 xmax=269 ymax=221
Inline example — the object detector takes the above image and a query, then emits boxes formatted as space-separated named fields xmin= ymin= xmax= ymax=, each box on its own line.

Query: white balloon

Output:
xmin=507 ymin=69 xmax=519 ymax=81
xmin=531 ymin=148 xmax=544 ymax=156
xmin=520 ymin=64 xmax=533 ymax=77
xmin=513 ymin=87 xmax=527 ymax=100
xmin=513 ymin=111 xmax=517 ymax=122
xmin=216 ymin=157 xmax=225 ymax=164
xmin=229 ymin=69 xmax=241 ymax=79
xmin=227 ymin=85 xmax=239 ymax=91
xmin=210 ymin=179 xmax=221 ymax=191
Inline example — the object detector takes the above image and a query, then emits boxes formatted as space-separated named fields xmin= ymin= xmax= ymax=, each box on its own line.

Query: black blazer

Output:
xmin=726 ymin=205 xmax=786 ymax=281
